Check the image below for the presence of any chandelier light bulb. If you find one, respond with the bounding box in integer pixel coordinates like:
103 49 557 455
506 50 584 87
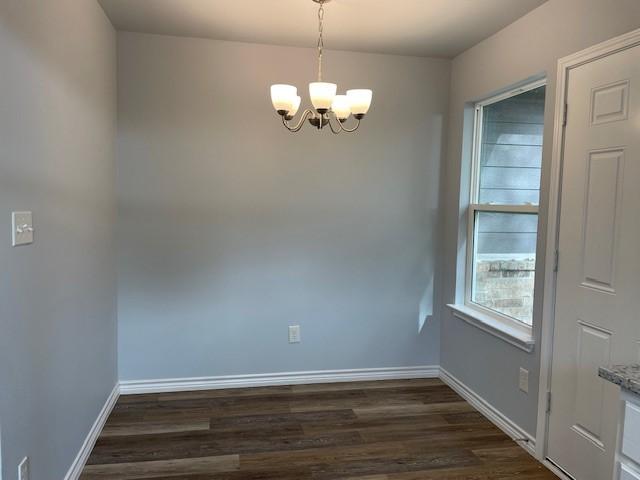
271 84 297 113
309 82 337 112
289 96 302 117
346 89 373 116
331 95 351 120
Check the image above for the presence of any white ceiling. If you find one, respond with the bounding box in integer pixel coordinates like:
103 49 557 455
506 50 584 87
98 0 547 58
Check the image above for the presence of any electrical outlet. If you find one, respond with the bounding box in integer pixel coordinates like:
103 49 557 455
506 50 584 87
18 456 29 480
519 368 529 393
288 325 301 343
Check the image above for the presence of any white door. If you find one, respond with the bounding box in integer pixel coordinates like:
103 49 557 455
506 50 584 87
548 43 640 480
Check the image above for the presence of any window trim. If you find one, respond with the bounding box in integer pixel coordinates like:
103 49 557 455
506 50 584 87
447 303 535 353
456 78 546 343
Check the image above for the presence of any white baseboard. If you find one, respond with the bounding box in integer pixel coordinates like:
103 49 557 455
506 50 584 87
63 383 120 480
439 367 537 457
543 459 575 480
119 365 440 395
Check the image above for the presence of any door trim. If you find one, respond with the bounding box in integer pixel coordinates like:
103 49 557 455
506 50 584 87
535 27 640 462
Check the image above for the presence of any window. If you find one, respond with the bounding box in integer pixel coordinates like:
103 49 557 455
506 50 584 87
466 80 546 330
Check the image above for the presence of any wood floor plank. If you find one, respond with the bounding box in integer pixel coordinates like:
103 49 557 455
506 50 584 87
80 454 239 479
441 410 488 425
101 419 211 437
353 400 475 418
135 469 313 480
291 378 443 393
82 379 558 479
360 421 504 444
382 464 554 479
300 413 451 435
88 430 364 465
209 409 358 433
309 449 482 479
115 393 161 404
238 440 416 472
157 385 294 402
340 476 388 480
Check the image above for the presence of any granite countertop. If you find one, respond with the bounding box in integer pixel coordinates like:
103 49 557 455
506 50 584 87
599 364 640 395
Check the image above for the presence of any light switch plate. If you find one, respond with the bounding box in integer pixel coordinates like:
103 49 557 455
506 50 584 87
289 325 301 343
12 211 33 246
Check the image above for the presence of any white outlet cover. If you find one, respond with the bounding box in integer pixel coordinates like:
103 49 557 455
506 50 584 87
18 456 29 480
288 325 301 343
519 367 529 393
12 211 34 246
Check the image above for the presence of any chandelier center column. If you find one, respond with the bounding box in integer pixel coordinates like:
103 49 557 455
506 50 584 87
317 0 324 82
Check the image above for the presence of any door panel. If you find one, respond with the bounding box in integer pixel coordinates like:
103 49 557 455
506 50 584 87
548 43 640 480
581 149 624 292
591 80 629 125
574 321 611 444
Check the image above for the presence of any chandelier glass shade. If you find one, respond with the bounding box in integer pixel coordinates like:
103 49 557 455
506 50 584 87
270 0 372 134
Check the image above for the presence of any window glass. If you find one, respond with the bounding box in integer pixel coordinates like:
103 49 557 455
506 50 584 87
478 86 545 205
472 211 538 325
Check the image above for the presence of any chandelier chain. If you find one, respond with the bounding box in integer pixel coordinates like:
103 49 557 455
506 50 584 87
317 1 324 81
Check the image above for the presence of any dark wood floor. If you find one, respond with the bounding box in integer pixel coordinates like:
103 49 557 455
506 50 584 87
81 378 557 479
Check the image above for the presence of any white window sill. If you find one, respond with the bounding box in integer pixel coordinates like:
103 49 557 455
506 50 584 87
446 304 535 353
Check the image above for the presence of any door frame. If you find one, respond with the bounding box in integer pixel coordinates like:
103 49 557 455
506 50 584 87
535 27 640 469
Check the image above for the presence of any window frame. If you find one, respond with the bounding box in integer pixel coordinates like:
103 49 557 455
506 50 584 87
463 79 546 335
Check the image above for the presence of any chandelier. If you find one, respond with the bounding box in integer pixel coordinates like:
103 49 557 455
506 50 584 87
270 0 373 134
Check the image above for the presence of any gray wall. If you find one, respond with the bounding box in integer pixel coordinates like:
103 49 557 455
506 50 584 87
0 1 117 479
117 33 449 381
440 0 640 436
